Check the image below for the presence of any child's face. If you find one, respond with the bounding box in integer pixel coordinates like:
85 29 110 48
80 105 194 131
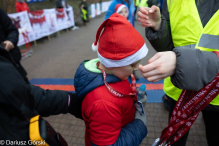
111 60 140 80
118 7 128 19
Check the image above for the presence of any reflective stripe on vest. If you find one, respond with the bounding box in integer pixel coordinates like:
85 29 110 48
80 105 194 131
81 9 87 21
139 0 148 7
198 34 219 50
164 0 219 105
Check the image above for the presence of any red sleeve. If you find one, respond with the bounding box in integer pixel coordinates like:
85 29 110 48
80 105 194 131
15 3 21 12
85 101 122 145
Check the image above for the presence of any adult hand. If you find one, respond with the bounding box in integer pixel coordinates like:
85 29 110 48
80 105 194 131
1 40 14 51
139 51 177 82
137 6 161 31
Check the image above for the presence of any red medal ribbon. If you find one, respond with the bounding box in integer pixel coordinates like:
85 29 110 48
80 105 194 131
157 72 219 146
96 61 137 101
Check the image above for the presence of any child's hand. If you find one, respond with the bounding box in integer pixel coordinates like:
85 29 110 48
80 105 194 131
135 107 147 126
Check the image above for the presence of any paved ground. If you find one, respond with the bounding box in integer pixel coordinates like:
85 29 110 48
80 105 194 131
21 14 208 146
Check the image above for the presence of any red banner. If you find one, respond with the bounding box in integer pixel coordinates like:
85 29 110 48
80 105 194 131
29 10 46 26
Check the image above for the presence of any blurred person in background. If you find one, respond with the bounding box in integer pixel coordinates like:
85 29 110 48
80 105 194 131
80 3 88 26
138 0 219 145
15 0 30 13
56 0 68 8
115 4 129 19
0 8 29 84
79 0 89 25
105 0 135 27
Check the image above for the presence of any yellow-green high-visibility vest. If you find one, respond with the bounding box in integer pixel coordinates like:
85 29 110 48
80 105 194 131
133 0 140 6
138 0 148 7
81 8 87 21
164 0 219 106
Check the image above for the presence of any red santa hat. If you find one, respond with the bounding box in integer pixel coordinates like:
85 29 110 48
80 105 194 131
92 13 148 68
115 4 128 14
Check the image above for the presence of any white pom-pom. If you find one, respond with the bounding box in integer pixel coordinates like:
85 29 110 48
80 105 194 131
92 43 98 51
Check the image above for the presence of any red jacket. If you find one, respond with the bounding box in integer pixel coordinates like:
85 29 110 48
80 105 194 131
15 1 30 13
82 79 135 146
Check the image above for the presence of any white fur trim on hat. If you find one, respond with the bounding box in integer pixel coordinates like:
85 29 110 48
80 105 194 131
92 43 98 51
116 5 128 13
97 43 148 68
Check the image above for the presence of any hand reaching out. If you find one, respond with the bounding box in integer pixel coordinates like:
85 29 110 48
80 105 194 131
137 5 162 31
139 51 177 82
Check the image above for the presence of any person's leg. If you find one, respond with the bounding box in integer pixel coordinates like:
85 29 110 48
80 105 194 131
81 17 86 26
86 12 89 22
166 95 189 146
202 110 219 146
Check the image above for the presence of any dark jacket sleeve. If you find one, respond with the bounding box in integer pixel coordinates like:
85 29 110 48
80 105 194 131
171 48 219 91
91 119 147 146
28 84 69 117
145 0 174 51
0 8 19 46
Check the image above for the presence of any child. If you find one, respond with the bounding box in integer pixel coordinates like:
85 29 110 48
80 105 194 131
74 13 148 146
115 4 140 79
79 0 89 25
115 4 129 19
104 0 136 26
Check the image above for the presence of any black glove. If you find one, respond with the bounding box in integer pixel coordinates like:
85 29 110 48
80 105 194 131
68 92 83 120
